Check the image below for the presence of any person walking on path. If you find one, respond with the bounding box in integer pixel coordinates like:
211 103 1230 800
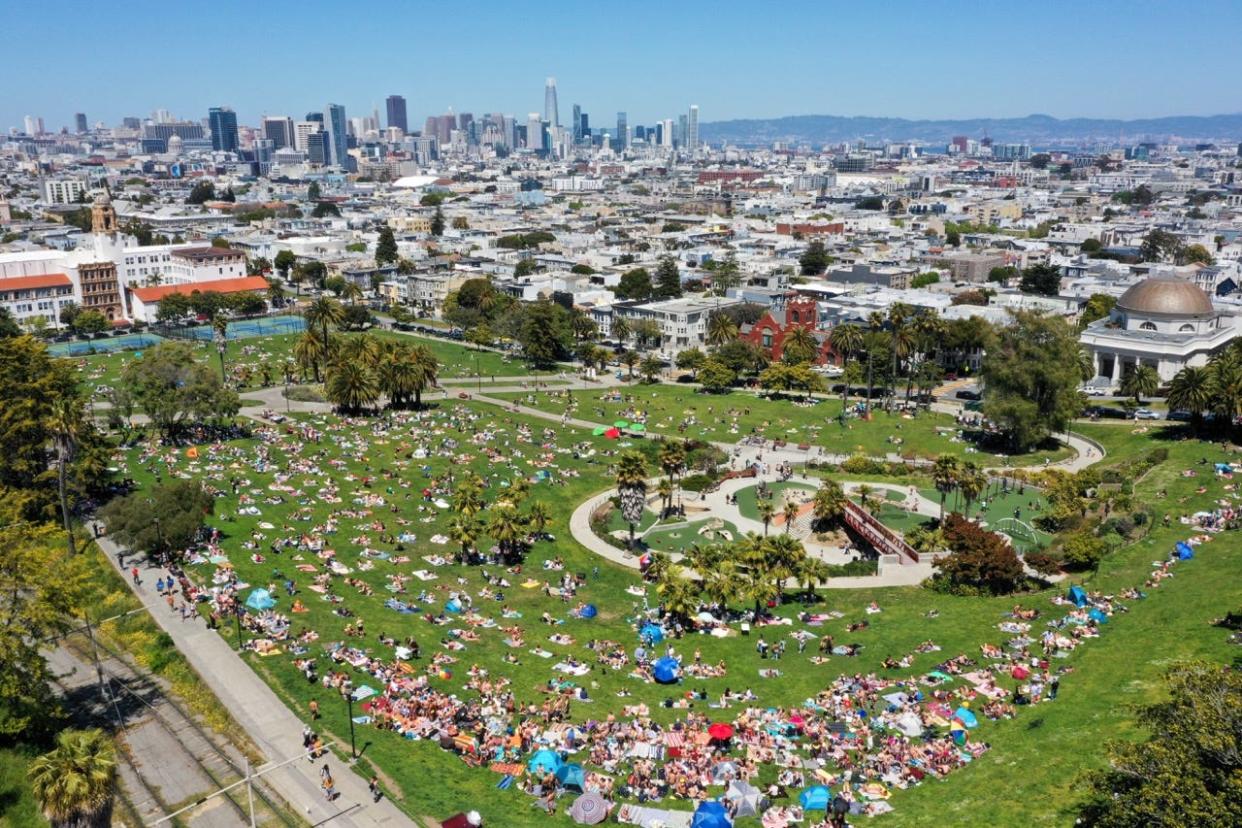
368 776 382 803
131 566 141 586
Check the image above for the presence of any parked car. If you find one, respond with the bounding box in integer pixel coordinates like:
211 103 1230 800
1134 408 1162 420
956 387 982 401
1080 386 1108 397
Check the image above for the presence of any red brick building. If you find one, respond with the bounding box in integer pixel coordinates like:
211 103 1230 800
740 295 839 365
775 222 844 236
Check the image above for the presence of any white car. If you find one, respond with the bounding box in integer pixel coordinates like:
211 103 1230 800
1080 386 1108 397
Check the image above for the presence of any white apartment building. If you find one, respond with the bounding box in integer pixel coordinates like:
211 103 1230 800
0 273 79 329
44 179 89 205
601 296 743 358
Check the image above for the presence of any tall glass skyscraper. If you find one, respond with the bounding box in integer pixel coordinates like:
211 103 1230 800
324 103 349 170
616 112 627 151
208 107 239 152
385 95 408 133
544 78 559 127
688 105 699 152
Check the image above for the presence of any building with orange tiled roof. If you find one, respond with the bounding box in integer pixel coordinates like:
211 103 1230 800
129 275 269 323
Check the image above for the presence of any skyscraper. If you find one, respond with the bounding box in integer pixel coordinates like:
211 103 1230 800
544 77 559 126
571 104 581 142
262 116 295 150
74 113 88 133
324 103 349 169
526 113 543 151
306 132 329 166
23 115 44 135
688 105 699 152
616 112 627 151
678 114 688 147
386 95 408 133
208 107 239 152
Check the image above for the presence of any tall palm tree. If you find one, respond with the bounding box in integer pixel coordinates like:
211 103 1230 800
656 566 700 624
757 497 776 536
614 450 649 549
864 312 886 414
409 344 438 408
829 323 863 417
1208 351 1242 423
447 514 481 563
48 398 84 557
304 296 344 343
325 359 379 414
1120 364 1160 406
886 307 914 411
762 533 807 597
451 476 486 517
701 560 739 608
1167 366 1215 430
811 479 847 530
656 478 673 518
782 498 800 534
797 557 832 600
486 504 527 563
29 728 117 828
621 350 641 381
706 312 738 347
932 455 960 522
781 325 818 365
908 314 945 408
525 501 551 538
342 281 364 305
957 460 986 519
611 316 631 347
293 330 328 382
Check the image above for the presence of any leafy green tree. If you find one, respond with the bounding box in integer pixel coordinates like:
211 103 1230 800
311 201 340 218
307 180 321 200
1078 662 1242 828
675 347 706 378
639 355 663 383
654 256 683 299
514 258 537 278
758 362 825 395
987 266 1017 283
616 268 653 300
375 226 398 266
121 342 240 440
911 271 940 288
981 310 1084 451
710 253 742 296
430 206 445 236
1079 293 1116 328
811 479 847 530
0 307 21 338
1141 228 1182 263
29 728 117 828
518 299 572 367
0 520 90 736
99 478 214 561
1080 237 1102 254
274 249 297 286
571 263 594 275
1061 532 1106 571
799 240 830 276
1019 263 1063 296
72 310 109 336
186 180 215 205
1183 243 1214 265
697 358 737 393
295 260 327 290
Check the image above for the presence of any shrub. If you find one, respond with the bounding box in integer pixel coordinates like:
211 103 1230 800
1024 551 1061 576
841 454 886 475
680 473 718 493
929 513 1026 595
1061 532 1106 571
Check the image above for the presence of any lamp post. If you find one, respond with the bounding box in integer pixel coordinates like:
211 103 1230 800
214 327 227 383
475 353 481 392
342 687 357 759
234 601 246 651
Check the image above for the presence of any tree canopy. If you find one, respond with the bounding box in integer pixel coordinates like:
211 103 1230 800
121 341 240 440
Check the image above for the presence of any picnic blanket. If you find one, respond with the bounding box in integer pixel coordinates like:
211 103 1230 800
617 804 693 828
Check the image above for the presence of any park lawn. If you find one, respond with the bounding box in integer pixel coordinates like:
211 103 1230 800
108 404 1242 827
492 384 1072 464
643 519 742 554
733 481 816 522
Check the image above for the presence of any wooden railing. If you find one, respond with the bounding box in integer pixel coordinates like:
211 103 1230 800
842 500 920 564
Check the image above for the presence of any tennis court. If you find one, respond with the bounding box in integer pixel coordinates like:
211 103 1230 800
49 333 165 356
176 315 307 341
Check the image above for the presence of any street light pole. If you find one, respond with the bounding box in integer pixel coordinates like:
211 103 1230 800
475 354 480 392
214 327 227 383
343 689 357 759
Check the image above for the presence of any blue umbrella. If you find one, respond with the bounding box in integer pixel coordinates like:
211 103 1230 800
527 748 562 776
580 604 598 619
653 656 680 684
444 598 463 614
953 707 979 729
799 785 831 811
639 622 664 644
556 762 585 790
1088 608 1109 623
245 588 276 610
691 800 732 828
1176 541 1194 560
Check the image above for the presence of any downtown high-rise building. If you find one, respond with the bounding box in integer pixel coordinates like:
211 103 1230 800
386 95 408 133
544 77 559 126
571 104 581 142
208 107 239 152
688 104 699 152
261 116 295 150
616 112 627 150
74 113 88 133
324 103 349 169
23 115 44 135
526 113 544 151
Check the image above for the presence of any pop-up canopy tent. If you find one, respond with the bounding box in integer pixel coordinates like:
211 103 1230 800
527 748 563 776
245 588 276 611
1067 585 1089 607
556 762 585 791
639 622 665 644
690 800 732 828
653 656 680 684
799 785 831 810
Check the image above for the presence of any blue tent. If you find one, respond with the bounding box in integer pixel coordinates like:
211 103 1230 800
556 762 585 790
653 656 680 684
639 622 665 644
1088 608 1109 624
580 604 598 619
245 588 276 611
1176 541 1195 560
1067 585 1088 607
445 598 463 614
953 707 979 729
527 748 562 776
799 785 831 811
691 800 732 828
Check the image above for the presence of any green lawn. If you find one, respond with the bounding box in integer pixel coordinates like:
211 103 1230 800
733 481 816 521
494 385 1071 464
643 518 742 553
106 403 1242 827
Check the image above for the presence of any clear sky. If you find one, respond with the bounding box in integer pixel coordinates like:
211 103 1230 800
5 0 1241 132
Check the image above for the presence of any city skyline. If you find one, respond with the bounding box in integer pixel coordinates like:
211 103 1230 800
5 0 1242 131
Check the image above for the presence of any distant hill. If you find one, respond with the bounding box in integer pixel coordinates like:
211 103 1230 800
698 113 1242 147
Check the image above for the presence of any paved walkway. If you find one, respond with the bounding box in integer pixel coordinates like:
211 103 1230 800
92 527 414 828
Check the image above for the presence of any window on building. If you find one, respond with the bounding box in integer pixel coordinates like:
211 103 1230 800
1139 321 1157 331
1179 324 1195 332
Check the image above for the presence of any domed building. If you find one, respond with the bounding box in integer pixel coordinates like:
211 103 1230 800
1081 275 1239 386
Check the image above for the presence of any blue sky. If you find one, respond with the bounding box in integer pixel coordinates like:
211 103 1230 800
5 0 1241 131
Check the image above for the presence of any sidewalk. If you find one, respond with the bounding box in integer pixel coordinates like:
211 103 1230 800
93 528 414 828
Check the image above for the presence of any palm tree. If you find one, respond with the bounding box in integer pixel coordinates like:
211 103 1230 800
304 296 344 343
293 330 329 382
656 478 673 518
325 359 379 414
656 566 700 624
706 312 738 347
736 534 779 619
486 504 527 563
908 314 944 408
886 306 914 412
1120 364 1160 405
621 350 641 381
48 398 84 557
1208 351 1242 423
829 323 863 416
526 501 551 538
447 514 481 563
701 560 739 608
658 441 686 487
782 498 800 534
1167 366 1215 430
29 728 117 828
757 497 776 536
615 450 649 549
863 312 886 414
451 476 486 517
931 455 960 522
762 533 807 597
611 316 631 347
957 460 986 519
811 479 847 530
342 281 364 305
781 325 818 365
797 557 832 600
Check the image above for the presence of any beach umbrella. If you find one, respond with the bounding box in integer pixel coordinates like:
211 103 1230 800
580 604 598 619
691 800 732 828
444 598 463 614
604 427 621 439
725 780 766 818
244 588 276 610
952 706 979 729
639 622 665 644
527 748 563 776
707 722 735 741
556 762 585 791
711 760 739 782
592 426 608 436
628 423 646 433
653 656 680 684
613 420 630 429
799 784 831 811
1088 608 1109 623
1011 665 1031 680
569 792 609 825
